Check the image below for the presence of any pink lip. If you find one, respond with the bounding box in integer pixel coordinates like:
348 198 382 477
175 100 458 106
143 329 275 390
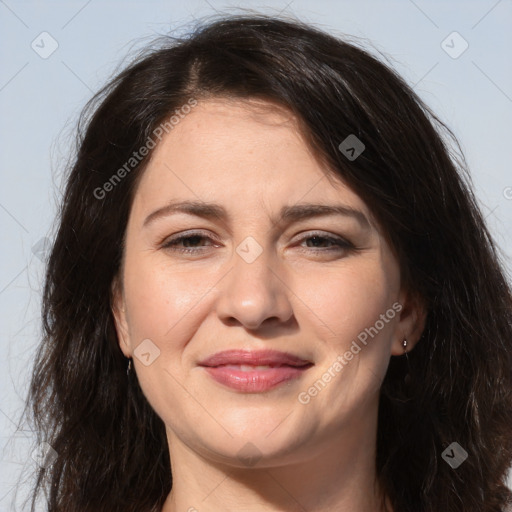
198 349 313 393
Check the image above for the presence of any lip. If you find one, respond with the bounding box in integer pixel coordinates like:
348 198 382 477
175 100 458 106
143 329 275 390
198 349 312 368
198 349 313 393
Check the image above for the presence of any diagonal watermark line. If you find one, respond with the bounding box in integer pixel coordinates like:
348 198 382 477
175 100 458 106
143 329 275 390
203 0 221 14
163 367 234 437
263 470 308 512
61 0 93 29
164 162 233 237
164 267 234 337
266 265 337 336
13 322 30 338
0 266 27 295
265 411 293 438
0 481 20 505
200 470 234 502
163 164 207 201
61 61 94 93
472 61 512 104
0 0 29 28
164 162 229 231
412 62 439 89
277 0 295 16
263 173 327 239
0 460 26 467
471 0 502 29
483 204 499 221
407 0 439 28
0 202 29 232
0 62 29 93
0 407 19 431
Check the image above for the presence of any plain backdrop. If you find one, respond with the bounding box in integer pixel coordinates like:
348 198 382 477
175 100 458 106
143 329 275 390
1 0 511 509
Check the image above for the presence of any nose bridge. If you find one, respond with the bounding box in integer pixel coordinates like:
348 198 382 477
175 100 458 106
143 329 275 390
215 235 292 329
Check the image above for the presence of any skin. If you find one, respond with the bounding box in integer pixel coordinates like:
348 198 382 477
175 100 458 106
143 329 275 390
112 98 426 512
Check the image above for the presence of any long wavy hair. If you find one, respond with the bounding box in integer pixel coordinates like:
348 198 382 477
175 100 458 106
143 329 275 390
21 13 512 512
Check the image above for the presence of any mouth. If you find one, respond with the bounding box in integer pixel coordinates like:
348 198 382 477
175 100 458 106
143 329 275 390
211 363 312 371
198 349 313 368
198 349 314 393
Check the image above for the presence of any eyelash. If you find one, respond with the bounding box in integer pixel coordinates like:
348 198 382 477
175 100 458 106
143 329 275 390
161 231 355 255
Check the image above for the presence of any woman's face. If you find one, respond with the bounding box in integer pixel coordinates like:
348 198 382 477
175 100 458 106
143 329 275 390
113 98 423 468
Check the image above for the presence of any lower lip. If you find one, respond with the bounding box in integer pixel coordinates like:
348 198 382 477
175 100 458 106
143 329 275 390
201 365 312 393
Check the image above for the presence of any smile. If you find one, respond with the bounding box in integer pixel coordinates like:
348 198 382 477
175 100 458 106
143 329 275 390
201 364 313 393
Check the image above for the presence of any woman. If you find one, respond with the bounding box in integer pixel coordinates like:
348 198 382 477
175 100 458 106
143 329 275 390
24 13 512 512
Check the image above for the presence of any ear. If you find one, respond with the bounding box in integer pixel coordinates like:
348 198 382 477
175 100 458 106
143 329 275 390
110 275 132 358
390 289 427 356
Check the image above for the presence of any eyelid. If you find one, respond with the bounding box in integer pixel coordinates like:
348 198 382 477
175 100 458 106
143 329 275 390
160 229 355 256
292 230 352 242
161 229 350 244
293 231 355 251
160 229 220 246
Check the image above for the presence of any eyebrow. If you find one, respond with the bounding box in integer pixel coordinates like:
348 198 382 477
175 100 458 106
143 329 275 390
142 200 371 230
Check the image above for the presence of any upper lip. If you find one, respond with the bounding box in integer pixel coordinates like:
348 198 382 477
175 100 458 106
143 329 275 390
198 349 312 368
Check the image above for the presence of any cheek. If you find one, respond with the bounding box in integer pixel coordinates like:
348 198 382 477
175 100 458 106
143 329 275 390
295 262 398 349
123 256 211 343
294 267 398 420
121 258 212 416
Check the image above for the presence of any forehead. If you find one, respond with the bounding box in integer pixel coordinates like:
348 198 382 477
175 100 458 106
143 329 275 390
130 98 375 226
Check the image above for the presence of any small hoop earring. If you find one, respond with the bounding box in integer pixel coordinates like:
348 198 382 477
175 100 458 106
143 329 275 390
126 358 132 376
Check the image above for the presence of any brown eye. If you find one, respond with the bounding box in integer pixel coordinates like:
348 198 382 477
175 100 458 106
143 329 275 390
162 231 219 254
298 233 354 252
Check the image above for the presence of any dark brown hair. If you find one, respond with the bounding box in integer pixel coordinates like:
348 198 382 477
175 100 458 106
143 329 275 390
21 13 512 512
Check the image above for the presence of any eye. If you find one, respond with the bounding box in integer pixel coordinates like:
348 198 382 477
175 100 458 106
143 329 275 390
161 231 355 257
297 232 354 253
161 231 219 254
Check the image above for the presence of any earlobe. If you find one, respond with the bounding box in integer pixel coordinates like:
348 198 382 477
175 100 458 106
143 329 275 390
391 291 427 356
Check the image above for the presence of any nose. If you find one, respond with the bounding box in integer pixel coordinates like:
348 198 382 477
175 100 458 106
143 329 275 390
215 241 294 331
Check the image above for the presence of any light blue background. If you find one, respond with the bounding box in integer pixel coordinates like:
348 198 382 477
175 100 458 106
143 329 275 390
1 0 511 509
